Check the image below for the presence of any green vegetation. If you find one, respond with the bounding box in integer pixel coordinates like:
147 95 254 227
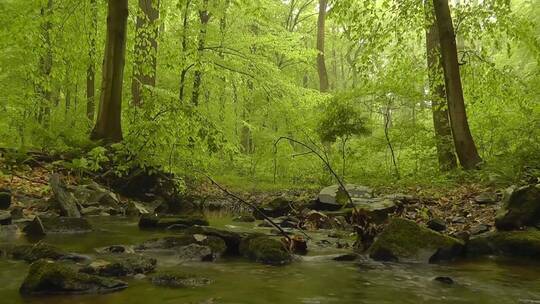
0 0 538 191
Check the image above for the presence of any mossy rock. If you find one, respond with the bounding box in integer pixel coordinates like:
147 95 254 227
368 218 464 263
135 234 226 257
466 230 540 258
138 214 209 230
254 197 292 219
10 243 67 263
150 271 212 288
80 253 157 277
184 225 243 255
23 216 93 238
239 235 292 265
20 260 128 295
495 184 540 230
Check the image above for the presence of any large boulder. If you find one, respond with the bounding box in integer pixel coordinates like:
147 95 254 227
49 174 81 218
316 184 374 211
23 216 92 237
184 225 243 255
19 260 127 295
70 181 120 210
138 214 208 230
466 230 540 258
253 197 293 219
80 254 157 277
368 218 464 263
239 235 292 265
495 184 540 230
9 243 67 263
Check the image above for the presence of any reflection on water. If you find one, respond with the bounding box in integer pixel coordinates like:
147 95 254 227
1 216 540 304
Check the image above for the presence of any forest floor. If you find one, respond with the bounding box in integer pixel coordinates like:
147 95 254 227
0 162 501 240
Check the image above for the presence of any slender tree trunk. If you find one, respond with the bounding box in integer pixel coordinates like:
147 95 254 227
432 0 482 170
178 0 191 103
191 0 210 106
37 0 53 125
131 0 160 106
86 0 97 122
90 0 129 143
425 2 457 171
316 0 329 92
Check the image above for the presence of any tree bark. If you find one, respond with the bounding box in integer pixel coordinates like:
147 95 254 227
425 2 457 171
90 0 129 143
131 0 160 107
316 0 329 92
37 0 53 126
178 0 192 103
86 0 97 122
191 0 210 106
432 0 482 170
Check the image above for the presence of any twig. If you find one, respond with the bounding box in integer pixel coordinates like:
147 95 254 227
200 172 292 243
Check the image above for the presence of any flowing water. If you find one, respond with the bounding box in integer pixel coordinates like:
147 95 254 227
1 216 540 304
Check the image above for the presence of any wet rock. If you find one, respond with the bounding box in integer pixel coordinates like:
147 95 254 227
0 190 11 210
184 225 243 255
315 184 374 211
9 243 67 262
495 184 540 230
71 181 120 209
135 235 227 258
427 218 446 232
474 192 498 204
20 260 127 295
368 218 464 263
466 230 540 258
451 216 467 224
138 214 208 230
23 216 92 237
81 207 103 216
253 197 292 219
95 245 135 254
0 211 12 225
276 216 299 228
125 201 150 217
434 276 454 284
150 271 212 288
50 174 81 218
239 235 292 265
332 253 360 261
470 224 490 236
176 244 216 262
232 214 256 223
10 206 24 219
80 254 157 277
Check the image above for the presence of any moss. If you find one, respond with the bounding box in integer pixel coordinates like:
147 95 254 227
10 243 67 262
467 230 540 258
239 235 291 265
369 218 463 262
20 260 127 295
150 271 212 288
80 254 157 277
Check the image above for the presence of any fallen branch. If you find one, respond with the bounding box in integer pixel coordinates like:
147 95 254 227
200 172 292 243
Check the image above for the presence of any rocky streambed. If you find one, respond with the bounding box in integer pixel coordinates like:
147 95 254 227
0 177 540 303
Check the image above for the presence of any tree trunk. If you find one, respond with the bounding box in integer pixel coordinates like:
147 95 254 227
425 2 457 171
131 0 160 106
191 0 210 106
86 0 97 122
316 0 329 92
90 0 128 143
178 0 192 103
432 0 482 170
37 0 53 126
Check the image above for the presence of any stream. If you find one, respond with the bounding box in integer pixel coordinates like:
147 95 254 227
1 215 540 304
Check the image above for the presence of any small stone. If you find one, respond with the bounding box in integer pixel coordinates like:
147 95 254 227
474 192 498 204
427 218 446 232
134 274 146 280
332 253 359 261
434 276 454 284
452 216 467 224
0 192 11 210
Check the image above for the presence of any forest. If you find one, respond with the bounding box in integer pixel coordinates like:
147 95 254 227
0 0 539 303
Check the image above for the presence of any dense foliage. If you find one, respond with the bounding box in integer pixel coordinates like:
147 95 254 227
0 0 538 189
